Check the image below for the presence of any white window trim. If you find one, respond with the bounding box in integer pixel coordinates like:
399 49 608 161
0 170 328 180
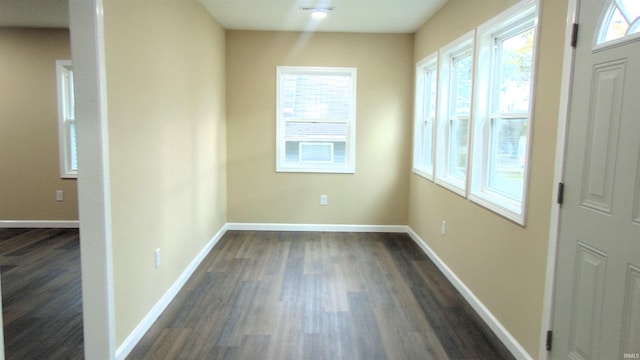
413 53 438 180
435 31 475 197
56 60 77 179
275 66 357 173
469 0 539 225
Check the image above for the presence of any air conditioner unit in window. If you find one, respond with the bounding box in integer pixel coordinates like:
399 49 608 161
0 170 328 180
299 142 334 163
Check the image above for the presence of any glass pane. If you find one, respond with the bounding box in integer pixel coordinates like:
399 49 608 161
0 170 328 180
64 69 75 120
422 119 433 168
70 120 78 171
285 141 299 162
421 68 436 170
603 7 630 42
300 143 333 162
630 19 640 35
451 54 472 117
497 27 534 113
448 118 468 180
423 69 437 120
429 73 437 119
333 142 346 163
284 122 347 139
281 73 353 120
619 0 640 20
488 118 527 200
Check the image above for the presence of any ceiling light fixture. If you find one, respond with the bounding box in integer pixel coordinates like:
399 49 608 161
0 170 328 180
311 9 328 20
300 6 335 20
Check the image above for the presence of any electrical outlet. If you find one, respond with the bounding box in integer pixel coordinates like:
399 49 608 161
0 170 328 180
55 190 64 202
441 220 446 235
320 194 328 206
154 248 161 269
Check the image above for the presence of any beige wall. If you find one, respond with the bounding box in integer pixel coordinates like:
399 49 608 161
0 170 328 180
226 31 413 225
102 0 227 345
410 0 567 357
0 28 78 221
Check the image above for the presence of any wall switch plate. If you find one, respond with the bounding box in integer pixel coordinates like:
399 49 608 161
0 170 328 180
56 190 64 202
441 221 446 235
154 248 161 269
320 194 328 206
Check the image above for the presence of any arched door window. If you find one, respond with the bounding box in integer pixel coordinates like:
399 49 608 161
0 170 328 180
598 0 640 44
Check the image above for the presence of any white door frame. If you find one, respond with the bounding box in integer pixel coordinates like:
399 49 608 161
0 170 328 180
539 0 579 358
68 0 117 358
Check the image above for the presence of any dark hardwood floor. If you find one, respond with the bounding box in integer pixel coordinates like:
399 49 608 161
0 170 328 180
0 228 84 360
0 229 513 359
129 231 513 360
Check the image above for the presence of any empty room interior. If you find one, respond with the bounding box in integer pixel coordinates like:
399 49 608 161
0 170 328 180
3 0 638 358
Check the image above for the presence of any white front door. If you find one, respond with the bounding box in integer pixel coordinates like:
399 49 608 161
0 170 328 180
551 0 640 359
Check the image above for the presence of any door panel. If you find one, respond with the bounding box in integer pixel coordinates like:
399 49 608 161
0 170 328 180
582 60 625 214
567 243 607 360
621 266 640 354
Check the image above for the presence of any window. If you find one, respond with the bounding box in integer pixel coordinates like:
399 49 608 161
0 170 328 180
435 32 474 196
413 53 438 180
276 67 357 173
598 0 640 44
470 0 537 224
56 60 77 178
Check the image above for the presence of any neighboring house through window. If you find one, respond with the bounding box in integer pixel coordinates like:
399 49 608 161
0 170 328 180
276 66 357 173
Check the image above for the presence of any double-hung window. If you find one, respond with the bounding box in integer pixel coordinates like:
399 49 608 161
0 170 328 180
413 1 538 224
470 0 538 224
413 53 438 180
276 66 357 173
435 32 474 195
56 60 77 178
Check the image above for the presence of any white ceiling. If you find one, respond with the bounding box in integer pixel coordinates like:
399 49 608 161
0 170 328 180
198 0 449 33
0 0 448 33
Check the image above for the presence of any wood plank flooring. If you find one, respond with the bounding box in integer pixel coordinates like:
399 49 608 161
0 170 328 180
0 229 513 359
129 231 513 360
0 228 84 360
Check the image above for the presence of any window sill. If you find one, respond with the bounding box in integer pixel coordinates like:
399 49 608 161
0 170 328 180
412 167 433 181
434 176 467 198
469 191 525 226
276 166 355 174
60 172 78 179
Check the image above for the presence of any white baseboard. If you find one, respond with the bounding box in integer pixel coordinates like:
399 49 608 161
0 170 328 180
406 227 533 360
0 220 80 228
115 224 228 360
226 222 408 233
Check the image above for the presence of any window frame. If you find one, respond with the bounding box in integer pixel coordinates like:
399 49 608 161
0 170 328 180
275 66 357 173
469 0 539 225
413 53 438 180
56 60 77 179
435 31 475 197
